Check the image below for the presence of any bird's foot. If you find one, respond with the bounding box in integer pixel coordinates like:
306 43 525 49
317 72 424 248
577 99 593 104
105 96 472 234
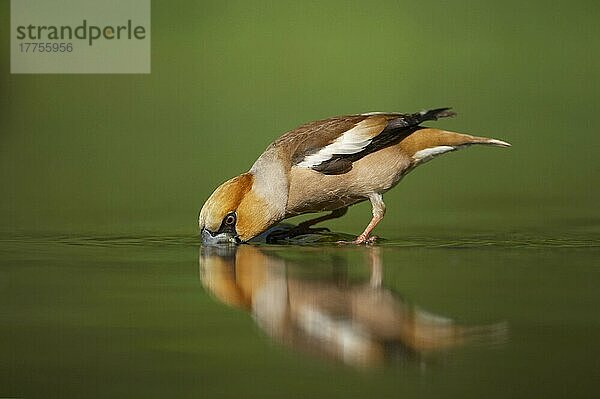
337 235 379 245
266 225 330 243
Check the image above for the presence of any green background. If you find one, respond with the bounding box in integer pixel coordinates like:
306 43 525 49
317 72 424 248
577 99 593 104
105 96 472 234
1 2 600 398
1 0 598 237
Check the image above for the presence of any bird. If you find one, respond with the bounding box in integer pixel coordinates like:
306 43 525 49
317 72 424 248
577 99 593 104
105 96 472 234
199 108 510 245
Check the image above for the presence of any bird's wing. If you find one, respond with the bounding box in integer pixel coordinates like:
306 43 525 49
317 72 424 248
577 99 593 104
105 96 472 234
287 108 455 175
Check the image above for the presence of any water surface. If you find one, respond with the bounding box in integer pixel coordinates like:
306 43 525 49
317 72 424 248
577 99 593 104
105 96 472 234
1 230 598 398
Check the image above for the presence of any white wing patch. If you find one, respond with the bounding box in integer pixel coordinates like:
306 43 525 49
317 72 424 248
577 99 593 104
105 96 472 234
413 145 455 163
296 123 376 168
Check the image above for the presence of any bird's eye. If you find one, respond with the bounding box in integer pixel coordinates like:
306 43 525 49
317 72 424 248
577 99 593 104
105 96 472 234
224 213 236 226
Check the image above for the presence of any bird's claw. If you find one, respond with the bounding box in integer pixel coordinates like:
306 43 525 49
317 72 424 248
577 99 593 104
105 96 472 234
337 235 379 245
364 235 379 244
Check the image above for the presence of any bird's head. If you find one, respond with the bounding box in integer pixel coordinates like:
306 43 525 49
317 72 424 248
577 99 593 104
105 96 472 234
199 173 271 245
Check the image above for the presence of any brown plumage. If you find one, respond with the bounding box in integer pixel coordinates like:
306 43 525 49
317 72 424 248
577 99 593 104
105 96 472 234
199 108 510 244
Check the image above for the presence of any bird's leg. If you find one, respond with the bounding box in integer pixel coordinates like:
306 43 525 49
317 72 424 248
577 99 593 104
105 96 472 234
351 193 385 245
266 207 348 243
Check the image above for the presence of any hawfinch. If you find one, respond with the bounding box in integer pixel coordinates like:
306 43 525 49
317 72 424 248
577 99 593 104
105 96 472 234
199 108 510 245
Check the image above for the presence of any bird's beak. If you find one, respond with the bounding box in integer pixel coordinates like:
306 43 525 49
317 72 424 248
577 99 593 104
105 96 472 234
201 228 240 246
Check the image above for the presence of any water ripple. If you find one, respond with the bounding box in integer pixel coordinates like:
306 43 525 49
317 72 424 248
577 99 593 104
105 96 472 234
0 231 597 249
0 233 199 248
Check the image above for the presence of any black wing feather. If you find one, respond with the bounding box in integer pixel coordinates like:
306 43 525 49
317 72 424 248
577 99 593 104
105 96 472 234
314 108 454 175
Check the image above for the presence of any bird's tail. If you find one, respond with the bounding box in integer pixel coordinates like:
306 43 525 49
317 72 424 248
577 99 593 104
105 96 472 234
414 107 457 124
402 128 511 164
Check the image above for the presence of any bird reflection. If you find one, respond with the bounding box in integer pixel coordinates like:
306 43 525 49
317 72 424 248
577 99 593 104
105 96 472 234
199 245 506 368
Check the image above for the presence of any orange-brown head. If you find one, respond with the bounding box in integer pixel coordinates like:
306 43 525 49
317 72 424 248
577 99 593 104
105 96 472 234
199 173 274 244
